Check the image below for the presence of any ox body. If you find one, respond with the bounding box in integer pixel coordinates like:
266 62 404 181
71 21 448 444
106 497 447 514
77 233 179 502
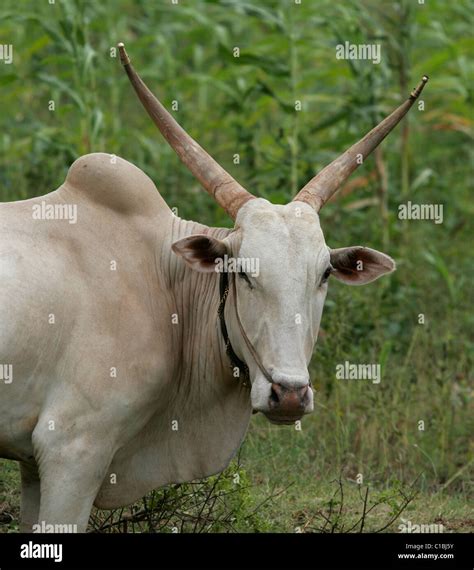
0 154 254 531
0 44 428 531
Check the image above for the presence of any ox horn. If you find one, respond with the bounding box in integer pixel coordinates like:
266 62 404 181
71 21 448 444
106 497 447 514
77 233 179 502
293 76 429 211
118 43 254 220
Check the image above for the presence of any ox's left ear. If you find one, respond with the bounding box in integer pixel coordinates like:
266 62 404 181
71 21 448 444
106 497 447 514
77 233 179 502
329 246 395 285
171 234 228 273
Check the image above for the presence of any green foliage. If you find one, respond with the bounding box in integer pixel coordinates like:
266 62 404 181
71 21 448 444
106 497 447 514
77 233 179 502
295 476 419 533
87 458 273 533
0 0 472 532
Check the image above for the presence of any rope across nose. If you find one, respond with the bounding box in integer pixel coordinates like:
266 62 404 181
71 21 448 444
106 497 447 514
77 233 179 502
218 271 274 388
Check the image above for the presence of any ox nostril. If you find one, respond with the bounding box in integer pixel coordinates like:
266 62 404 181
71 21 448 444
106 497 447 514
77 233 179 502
269 382 310 410
266 380 311 421
270 383 281 405
273 381 309 400
299 385 309 400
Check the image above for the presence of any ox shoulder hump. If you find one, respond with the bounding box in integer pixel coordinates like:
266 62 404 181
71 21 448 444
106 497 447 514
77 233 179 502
63 153 168 216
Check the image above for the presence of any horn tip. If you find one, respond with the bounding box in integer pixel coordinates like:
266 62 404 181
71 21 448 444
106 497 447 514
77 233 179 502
117 42 130 66
410 75 429 99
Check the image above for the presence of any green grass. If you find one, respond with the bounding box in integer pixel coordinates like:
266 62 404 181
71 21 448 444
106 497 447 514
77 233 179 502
0 0 472 533
2 445 473 533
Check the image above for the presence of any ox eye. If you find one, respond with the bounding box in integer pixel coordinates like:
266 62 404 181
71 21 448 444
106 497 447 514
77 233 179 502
320 266 332 286
238 271 253 289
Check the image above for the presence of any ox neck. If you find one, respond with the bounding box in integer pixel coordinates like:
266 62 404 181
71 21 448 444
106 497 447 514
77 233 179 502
163 216 243 392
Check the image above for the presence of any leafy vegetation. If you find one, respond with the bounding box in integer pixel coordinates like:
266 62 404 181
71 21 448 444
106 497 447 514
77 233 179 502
0 0 472 532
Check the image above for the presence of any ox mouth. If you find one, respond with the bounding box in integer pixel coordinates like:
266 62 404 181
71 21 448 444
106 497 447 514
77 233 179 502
262 412 304 425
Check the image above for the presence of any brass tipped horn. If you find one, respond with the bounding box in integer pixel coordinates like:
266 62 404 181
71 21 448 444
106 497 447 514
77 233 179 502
118 43 254 220
293 75 429 211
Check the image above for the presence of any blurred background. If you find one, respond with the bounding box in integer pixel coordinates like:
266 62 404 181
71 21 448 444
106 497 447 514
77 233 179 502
0 0 472 532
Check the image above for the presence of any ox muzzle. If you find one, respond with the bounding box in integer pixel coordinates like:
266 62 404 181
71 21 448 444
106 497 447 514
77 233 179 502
263 379 312 424
251 373 314 425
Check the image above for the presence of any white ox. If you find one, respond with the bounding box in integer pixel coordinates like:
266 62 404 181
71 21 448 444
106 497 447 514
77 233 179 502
0 44 428 532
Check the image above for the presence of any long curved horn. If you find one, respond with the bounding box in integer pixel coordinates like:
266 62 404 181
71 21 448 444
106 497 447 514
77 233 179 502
294 76 429 211
118 43 254 220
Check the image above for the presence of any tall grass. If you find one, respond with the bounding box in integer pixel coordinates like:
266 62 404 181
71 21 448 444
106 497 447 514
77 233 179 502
0 0 472 530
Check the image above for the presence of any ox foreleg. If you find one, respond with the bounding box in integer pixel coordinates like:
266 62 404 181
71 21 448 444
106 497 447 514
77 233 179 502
19 461 40 532
33 428 113 533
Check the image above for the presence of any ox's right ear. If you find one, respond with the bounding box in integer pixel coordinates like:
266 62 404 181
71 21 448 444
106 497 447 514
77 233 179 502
171 234 228 273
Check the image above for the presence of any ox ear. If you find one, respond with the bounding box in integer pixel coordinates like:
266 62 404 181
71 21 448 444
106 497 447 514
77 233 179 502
329 246 395 285
171 234 228 273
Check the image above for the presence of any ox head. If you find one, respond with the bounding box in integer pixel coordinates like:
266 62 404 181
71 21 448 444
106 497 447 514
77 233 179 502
118 44 427 424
